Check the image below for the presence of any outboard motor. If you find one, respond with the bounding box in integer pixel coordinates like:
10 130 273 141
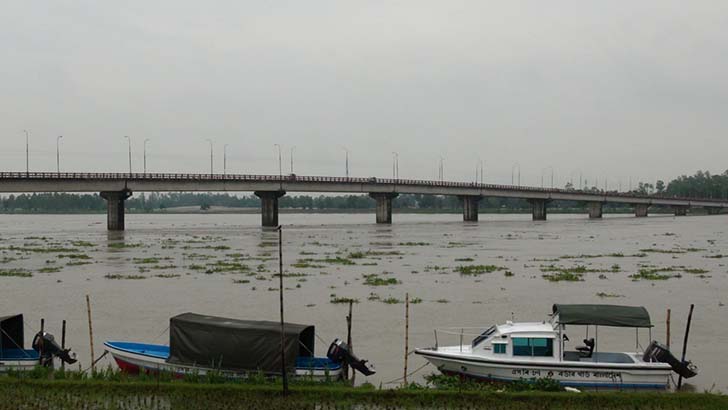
327 339 375 376
32 331 77 367
643 340 697 379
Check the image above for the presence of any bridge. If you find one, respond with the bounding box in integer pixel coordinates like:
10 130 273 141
1 172 726 230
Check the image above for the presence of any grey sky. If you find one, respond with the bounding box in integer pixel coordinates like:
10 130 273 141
2 1 727 189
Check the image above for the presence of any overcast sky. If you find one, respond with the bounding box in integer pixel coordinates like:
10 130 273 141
2 1 727 189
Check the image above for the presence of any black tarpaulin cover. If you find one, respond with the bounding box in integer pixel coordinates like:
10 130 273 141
553 304 652 328
167 313 315 373
0 314 24 351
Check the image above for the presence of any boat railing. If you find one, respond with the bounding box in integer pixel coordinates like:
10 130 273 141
431 327 489 351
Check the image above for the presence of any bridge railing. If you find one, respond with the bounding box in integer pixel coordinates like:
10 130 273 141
1 171 726 204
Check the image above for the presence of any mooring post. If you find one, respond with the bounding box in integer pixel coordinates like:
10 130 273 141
86 295 95 373
39 318 45 363
677 304 694 390
666 309 671 349
277 225 289 395
403 292 409 386
346 301 355 385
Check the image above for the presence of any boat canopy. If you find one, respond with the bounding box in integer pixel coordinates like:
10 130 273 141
167 313 315 373
552 304 652 328
0 314 25 352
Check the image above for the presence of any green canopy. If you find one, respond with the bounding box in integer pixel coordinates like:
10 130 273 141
552 304 652 328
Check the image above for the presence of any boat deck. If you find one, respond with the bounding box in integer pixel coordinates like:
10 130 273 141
563 351 636 364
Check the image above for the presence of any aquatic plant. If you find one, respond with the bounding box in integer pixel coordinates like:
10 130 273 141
363 274 399 286
0 269 32 277
455 265 507 275
104 274 147 280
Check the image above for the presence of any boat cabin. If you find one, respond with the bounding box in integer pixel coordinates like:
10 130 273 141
0 314 40 363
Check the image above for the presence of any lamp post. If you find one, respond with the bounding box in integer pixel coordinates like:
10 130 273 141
205 139 213 175
439 157 444 182
56 136 63 175
290 146 295 174
511 163 520 186
274 144 282 177
143 138 150 173
541 166 554 188
392 152 399 179
342 147 349 178
224 144 229 177
23 130 29 176
123 136 132 175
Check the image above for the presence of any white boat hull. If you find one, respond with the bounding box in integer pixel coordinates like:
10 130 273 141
0 359 40 373
416 348 671 389
105 343 342 381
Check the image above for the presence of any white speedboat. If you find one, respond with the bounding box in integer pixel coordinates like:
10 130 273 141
415 304 697 389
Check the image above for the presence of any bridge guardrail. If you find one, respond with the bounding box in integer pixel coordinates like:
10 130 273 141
0 171 726 204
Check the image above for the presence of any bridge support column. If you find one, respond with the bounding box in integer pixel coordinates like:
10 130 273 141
369 193 398 224
528 199 549 221
100 190 132 231
459 195 481 222
255 191 286 227
634 204 650 218
587 202 603 219
673 206 688 216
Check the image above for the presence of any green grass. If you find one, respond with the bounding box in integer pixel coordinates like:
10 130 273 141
454 265 507 275
1 374 728 410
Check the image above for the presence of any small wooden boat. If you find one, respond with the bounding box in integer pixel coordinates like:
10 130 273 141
105 313 374 380
0 314 76 372
416 304 697 389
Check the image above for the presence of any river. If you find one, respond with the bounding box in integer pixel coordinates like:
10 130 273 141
1 213 725 392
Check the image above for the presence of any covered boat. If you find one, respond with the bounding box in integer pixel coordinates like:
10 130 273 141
105 313 374 380
415 304 697 389
1 314 76 372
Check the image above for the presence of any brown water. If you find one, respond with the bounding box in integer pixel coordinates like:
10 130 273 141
1 213 726 392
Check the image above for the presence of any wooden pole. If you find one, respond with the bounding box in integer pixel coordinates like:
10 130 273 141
86 295 95 373
277 226 289 395
61 320 66 371
666 308 671 349
403 292 409 386
677 304 694 390
346 301 354 385
39 318 45 363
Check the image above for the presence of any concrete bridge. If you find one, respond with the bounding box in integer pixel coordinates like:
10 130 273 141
1 172 726 230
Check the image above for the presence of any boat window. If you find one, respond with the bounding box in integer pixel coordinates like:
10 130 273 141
471 326 496 347
493 343 507 354
512 338 553 357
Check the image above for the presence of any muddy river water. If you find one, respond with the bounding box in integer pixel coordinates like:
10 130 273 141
1 213 726 392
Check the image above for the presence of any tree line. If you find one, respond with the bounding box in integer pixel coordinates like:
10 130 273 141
1 170 726 212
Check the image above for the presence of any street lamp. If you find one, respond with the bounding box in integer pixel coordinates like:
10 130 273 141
439 157 444 182
392 152 399 179
511 163 520 186
205 139 213 175
23 130 29 176
224 144 229 176
56 136 63 175
123 136 132 175
541 166 554 188
274 144 282 177
342 147 349 178
290 146 295 174
143 138 150 173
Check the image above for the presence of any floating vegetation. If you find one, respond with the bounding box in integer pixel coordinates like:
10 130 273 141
204 261 250 274
58 253 92 260
435 298 450 303
542 272 583 282
363 274 399 286
104 274 146 280
398 242 430 246
367 292 381 301
639 247 705 254
365 250 403 257
454 257 474 262
71 241 95 247
0 269 32 277
504 271 514 277
362 262 378 266
292 261 325 269
0 257 17 264
596 292 624 298
705 254 725 259
66 261 92 266
108 243 143 249
410 297 423 304
2 246 78 253
297 257 355 266
133 257 161 264
630 266 708 281
455 265 507 275
347 251 365 259
329 296 359 304
540 265 612 274
381 296 402 304
38 267 61 273
155 274 181 279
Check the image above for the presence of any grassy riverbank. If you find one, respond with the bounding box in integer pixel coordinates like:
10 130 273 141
1 377 725 410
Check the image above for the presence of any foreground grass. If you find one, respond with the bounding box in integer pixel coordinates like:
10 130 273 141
0 378 726 410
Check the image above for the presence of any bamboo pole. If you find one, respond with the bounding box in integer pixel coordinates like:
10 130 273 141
666 308 671 349
61 320 66 371
86 295 95 373
677 304 694 390
403 293 409 386
346 301 355 385
277 226 289 395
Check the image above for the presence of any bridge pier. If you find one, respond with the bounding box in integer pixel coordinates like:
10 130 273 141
459 195 481 222
528 199 549 221
255 191 286 227
100 190 132 231
673 206 688 216
587 202 603 219
634 204 650 218
369 193 398 224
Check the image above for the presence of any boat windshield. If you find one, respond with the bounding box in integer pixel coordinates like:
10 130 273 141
472 326 496 347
